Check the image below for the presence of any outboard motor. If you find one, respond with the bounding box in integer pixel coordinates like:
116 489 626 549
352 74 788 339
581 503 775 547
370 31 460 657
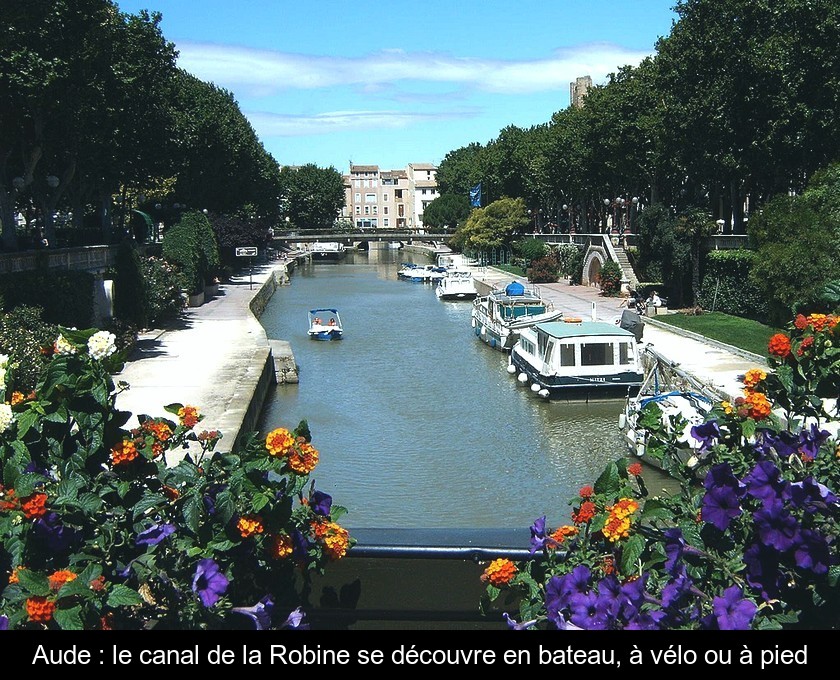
620 309 644 342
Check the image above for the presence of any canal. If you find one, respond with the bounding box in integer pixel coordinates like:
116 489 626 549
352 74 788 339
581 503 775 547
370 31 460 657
258 249 653 530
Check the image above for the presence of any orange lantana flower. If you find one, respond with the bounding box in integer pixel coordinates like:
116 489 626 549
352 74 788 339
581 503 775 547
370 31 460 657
26 596 56 623
48 570 77 591
265 428 295 457
482 558 518 587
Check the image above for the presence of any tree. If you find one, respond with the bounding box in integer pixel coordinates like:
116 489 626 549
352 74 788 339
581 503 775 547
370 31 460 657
421 194 470 231
436 143 486 198
452 197 529 254
209 211 272 266
278 164 344 231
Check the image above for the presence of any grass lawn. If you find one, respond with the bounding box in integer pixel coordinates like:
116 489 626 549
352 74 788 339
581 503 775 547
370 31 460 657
493 263 526 277
652 311 780 357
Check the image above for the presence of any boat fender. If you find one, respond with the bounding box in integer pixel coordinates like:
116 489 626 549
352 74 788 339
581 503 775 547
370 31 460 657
564 317 583 323
530 383 541 393
471 318 476 328
506 364 517 374
475 326 481 336
490 338 496 348
618 413 627 429
517 373 528 384
480 326 486 336
539 389 550 399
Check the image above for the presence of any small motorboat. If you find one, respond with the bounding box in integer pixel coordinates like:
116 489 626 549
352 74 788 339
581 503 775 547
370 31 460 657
308 308 343 340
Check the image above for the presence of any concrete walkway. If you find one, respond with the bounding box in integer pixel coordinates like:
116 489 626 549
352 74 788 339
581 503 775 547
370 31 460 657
470 266 764 401
114 263 283 459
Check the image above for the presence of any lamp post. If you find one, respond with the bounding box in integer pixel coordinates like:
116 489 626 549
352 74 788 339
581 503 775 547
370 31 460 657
603 198 611 233
528 208 542 233
629 196 639 233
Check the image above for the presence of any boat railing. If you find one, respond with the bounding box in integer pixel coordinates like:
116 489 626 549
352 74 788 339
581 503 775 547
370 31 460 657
639 345 726 402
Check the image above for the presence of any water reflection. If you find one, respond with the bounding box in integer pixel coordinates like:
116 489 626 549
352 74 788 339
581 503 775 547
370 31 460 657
258 249 668 529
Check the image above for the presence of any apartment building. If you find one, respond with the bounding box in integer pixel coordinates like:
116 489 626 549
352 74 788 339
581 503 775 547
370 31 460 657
344 163 439 232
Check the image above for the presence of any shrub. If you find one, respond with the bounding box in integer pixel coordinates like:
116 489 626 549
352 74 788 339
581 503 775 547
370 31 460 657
528 255 559 283
513 239 549 265
0 328 352 629
0 306 58 393
698 250 769 320
0 270 95 328
599 260 623 296
162 212 221 295
112 240 148 328
553 244 583 284
141 256 184 326
481 312 840 630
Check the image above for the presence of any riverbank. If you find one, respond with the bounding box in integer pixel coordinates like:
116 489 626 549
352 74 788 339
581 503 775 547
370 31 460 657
114 263 288 462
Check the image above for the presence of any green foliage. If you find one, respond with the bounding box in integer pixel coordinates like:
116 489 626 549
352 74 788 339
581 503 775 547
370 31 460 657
162 211 220 294
513 239 548 264
599 260 623 296
482 312 840 630
141 257 184 325
0 328 352 629
112 240 148 328
279 164 345 231
0 270 94 328
452 197 528 253
0 307 58 393
208 211 271 265
553 244 583 284
697 249 769 319
422 194 471 231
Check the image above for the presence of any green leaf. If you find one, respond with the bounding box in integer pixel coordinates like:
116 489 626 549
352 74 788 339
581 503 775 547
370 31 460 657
53 605 84 630
58 576 94 599
3 459 20 487
620 533 646 575
14 472 45 498
133 492 167 519
251 493 271 513
741 418 756 439
182 494 202 534
17 570 51 597
164 403 184 416
640 498 674 522
15 409 39 437
106 584 144 607
330 505 349 521
116 481 131 498
77 493 102 513
215 491 235 525
594 462 621 496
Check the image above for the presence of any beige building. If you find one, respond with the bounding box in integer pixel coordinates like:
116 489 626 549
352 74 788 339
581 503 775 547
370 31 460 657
343 163 439 232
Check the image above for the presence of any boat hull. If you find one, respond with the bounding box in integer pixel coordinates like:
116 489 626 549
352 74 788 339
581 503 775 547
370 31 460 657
510 346 643 398
311 251 347 262
309 330 343 341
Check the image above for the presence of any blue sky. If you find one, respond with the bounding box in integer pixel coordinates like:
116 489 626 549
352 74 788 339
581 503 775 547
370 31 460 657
115 1 678 173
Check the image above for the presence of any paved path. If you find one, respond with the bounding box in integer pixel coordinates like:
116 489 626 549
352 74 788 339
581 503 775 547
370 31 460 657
470 266 763 401
114 263 282 459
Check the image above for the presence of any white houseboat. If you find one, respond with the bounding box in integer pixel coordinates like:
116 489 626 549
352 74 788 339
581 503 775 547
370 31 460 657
435 269 477 300
310 242 347 261
509 319 644 398
471 281 562 351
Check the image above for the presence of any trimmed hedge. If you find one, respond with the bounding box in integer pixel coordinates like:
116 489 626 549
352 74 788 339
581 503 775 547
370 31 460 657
0 269 95 327
697 249 769 320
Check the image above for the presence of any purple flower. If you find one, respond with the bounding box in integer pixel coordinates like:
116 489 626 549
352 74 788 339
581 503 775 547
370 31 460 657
545 566 592 628
754 501 799 552
192 558 229 607
793 529 832 575
702 464 746 531
231 596 274 630
280 607 309 630
690 419 721 450
136 523 176 546
203 483 227 516
291 529 313 560
0 615 7 630
797 423 831 461
744 542 783 601
529 515 549 555
788 477 838 515
711 586 757 630
744 461 788 507
567 590 611 630
663 528 686 575
754 429 799 459
309 490 332 516
503 612 537 630
33 512 79 552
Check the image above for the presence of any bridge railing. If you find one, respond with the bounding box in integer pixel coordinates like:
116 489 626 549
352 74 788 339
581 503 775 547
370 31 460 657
0 244 121 275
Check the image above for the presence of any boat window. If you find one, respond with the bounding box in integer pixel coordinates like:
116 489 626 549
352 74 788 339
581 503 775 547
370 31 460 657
520 338 536 355
619 342 634 365
537 330 548 358
559 342 575 366
581 342 615 366
544 340 555 365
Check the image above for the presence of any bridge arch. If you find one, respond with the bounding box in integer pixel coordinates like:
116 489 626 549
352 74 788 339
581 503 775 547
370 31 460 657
581 247 607 287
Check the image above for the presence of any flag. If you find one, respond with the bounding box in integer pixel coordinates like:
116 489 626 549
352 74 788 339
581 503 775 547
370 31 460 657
469 183 482 207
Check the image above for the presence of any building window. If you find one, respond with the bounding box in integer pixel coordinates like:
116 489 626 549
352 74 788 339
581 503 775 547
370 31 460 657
364 206 370 215
372 205 377 214
354 206 360 215
383 207 389 215
383 218 389 227
383 193 389 201
365 193 376 203
355 193 361 202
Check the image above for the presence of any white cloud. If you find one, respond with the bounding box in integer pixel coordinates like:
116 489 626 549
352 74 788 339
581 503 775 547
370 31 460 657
177 42 650 96
247 109 478 137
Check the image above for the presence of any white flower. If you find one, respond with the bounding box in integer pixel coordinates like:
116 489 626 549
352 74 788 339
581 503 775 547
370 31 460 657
54 334 77 356
0 403 13 431
0 367 6 391
87 330 117 360
0 353 9 368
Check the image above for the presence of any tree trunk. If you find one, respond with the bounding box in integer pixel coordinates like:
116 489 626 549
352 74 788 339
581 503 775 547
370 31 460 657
0 189 18 250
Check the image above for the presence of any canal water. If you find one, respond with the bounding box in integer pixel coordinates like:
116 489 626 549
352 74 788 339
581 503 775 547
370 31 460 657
258 249 650 529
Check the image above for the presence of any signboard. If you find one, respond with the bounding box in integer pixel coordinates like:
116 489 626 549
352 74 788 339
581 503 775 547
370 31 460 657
235 247 258 257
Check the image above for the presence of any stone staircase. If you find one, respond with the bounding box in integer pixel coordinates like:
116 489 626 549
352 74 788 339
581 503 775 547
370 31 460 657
612 245 640 290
